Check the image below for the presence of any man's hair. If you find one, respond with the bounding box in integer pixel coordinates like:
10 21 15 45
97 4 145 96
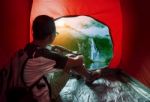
32 15 56 40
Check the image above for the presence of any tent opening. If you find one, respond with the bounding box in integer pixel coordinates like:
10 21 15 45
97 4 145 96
53 16 113 69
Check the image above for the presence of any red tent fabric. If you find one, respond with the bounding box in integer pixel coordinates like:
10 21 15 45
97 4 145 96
30 0 122 68
0 0 150 88
0 0 32 67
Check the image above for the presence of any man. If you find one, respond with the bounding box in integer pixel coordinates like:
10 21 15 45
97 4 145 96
24 15 100 102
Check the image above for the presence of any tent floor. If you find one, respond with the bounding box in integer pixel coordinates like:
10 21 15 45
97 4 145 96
59 68 150 102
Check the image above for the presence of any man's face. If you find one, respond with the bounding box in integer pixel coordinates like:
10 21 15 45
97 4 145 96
48 34 56 44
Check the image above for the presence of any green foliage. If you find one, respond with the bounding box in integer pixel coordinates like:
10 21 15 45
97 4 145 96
82 20 105 28
90 20 105 28
93 36 113 65
93 36 112 55
77 37 93 68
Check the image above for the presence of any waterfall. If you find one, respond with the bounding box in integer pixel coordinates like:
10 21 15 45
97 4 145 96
90 38 101 69
90 38 96 60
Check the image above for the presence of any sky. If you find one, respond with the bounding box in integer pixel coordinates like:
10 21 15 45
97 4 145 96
55 16 110 38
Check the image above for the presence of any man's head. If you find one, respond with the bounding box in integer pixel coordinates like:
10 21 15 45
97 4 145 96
32 15 56 44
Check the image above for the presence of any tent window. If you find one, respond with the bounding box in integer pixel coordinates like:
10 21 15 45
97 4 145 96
53 16 113 69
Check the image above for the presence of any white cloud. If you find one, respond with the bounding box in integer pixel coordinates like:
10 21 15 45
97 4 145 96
55 16 110 38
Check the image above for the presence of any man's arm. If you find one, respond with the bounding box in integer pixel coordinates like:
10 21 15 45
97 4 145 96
35 48 90 78
51 45 75 54
35 48 68 69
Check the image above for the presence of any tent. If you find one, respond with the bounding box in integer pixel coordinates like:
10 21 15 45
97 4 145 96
0 0 150 95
